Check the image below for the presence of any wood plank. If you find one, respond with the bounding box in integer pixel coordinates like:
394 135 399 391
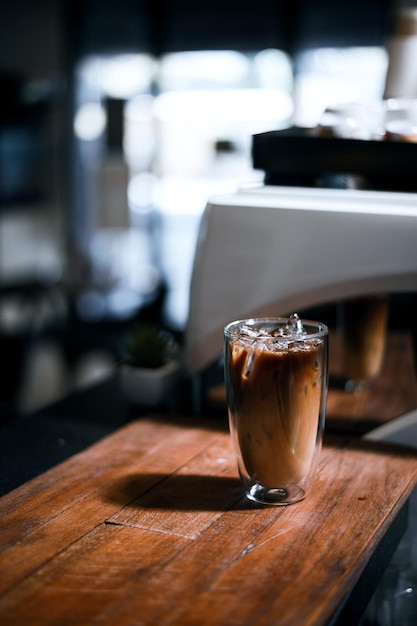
107 439 417 626
1 418 417 626
0 417 224 595
108 437 241 538
171 440 417 626
0 524 188 625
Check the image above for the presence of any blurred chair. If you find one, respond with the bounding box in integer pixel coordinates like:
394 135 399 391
184 185 417 411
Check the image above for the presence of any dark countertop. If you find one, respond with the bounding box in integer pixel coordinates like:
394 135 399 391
0 374 134 497
0 368 198 497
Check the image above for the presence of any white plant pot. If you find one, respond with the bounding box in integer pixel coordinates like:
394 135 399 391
120 360 182 407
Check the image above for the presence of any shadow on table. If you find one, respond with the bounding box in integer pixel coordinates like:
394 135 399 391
102 472 263 512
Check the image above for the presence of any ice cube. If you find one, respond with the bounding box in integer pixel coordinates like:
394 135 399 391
238 315 305 346
285 313 305 336
239 324 260 338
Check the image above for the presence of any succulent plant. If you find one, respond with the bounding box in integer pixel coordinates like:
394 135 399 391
123 323 178 369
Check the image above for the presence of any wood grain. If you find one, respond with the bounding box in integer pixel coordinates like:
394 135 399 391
1 416 417 625
0 417 223 595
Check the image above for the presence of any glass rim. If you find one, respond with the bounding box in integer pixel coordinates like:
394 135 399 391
224 316 329 341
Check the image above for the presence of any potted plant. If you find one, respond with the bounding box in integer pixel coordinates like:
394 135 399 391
119 323 182 407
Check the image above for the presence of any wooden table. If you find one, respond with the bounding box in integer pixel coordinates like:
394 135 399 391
1 414 417 625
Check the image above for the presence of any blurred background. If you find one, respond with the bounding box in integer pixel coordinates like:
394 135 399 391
0 0 414 415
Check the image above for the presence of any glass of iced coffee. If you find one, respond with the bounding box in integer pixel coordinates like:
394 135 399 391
224 315 328 506
340 295 389 393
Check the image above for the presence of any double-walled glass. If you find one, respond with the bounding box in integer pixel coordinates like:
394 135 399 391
224 317 328 506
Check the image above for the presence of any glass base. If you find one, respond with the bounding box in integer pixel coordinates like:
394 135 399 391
247 483 305 506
